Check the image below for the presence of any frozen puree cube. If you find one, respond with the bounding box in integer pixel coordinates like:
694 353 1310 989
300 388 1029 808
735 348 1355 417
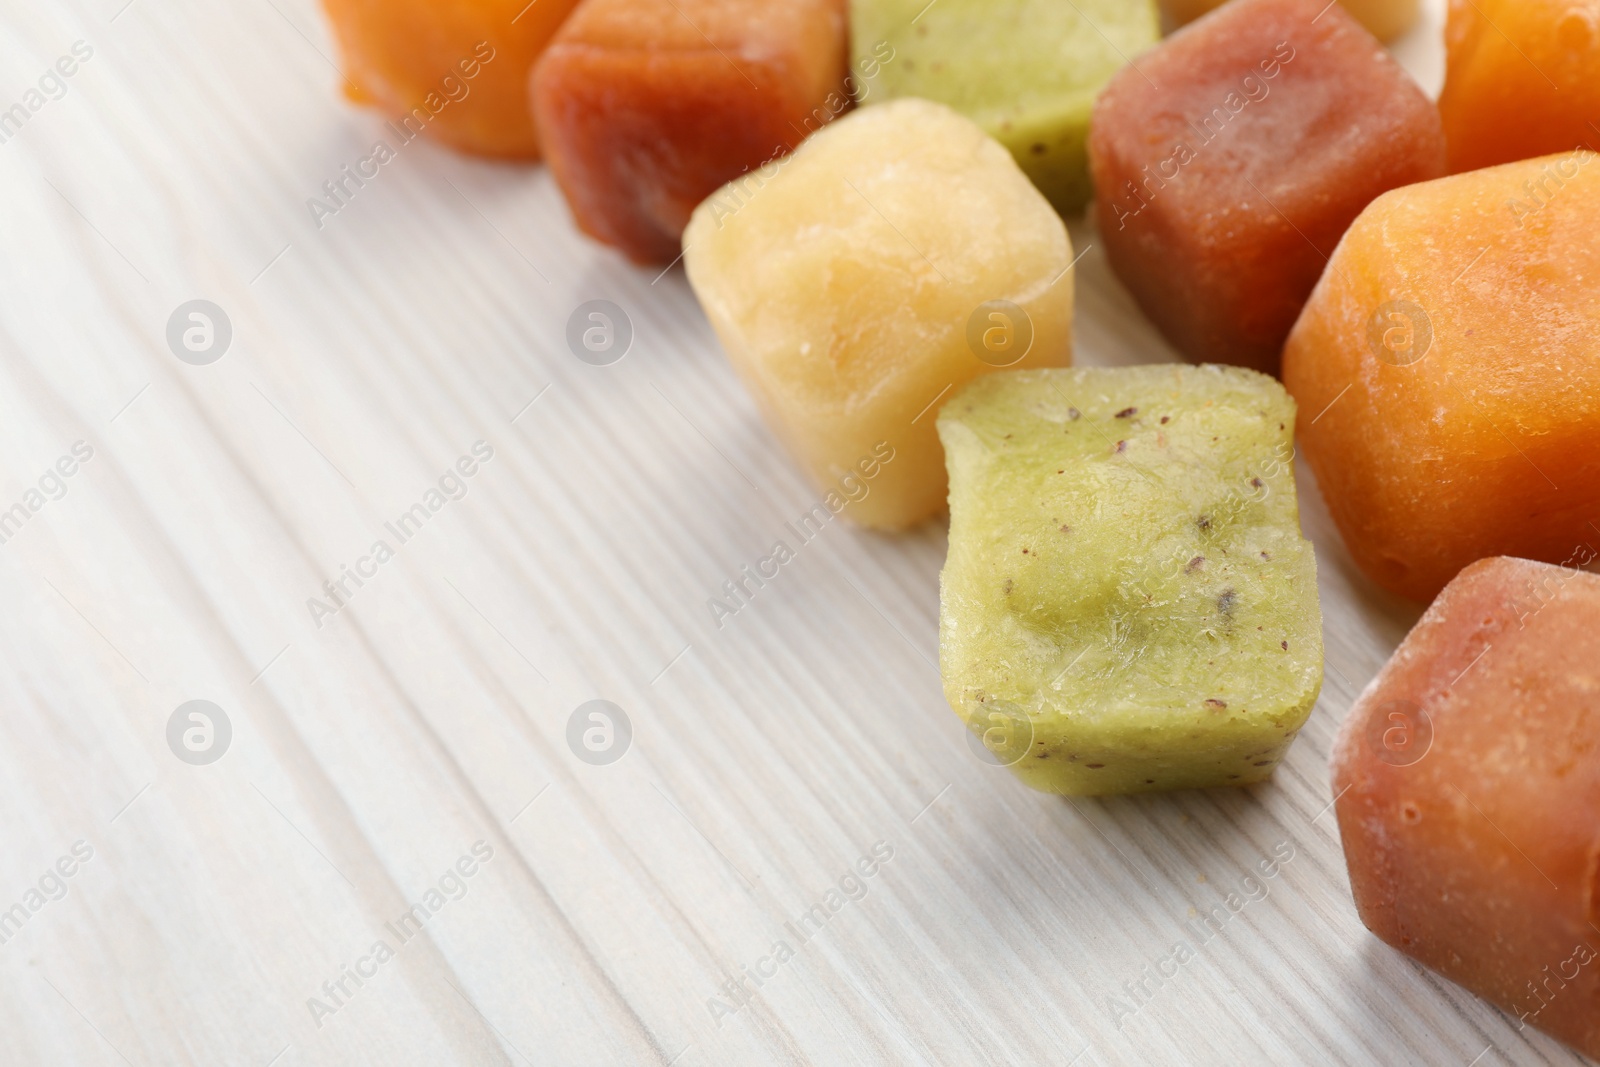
938 366 1322 796
321 0 580 157
684 99 1075 531
1160 0 1419 41
1282 152 1600 602
850 0 1158 214
531 0 848 264
1332 557 1600 1060
1439 0 1600 173
1089 0 1446 373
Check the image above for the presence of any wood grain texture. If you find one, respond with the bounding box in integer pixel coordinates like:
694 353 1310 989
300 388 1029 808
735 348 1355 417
0 0 1587 1063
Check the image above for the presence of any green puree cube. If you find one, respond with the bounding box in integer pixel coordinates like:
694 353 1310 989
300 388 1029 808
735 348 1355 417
938 366 1323 796
851 0 1157 214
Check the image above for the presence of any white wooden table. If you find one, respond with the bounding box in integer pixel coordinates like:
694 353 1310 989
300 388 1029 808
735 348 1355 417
0 0 1587 1063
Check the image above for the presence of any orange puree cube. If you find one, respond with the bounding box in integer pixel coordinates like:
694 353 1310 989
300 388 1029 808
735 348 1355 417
1161 0 1420 41
531 0 849 264
1089 0 1446 373
321 0 580 157
1332 556 1600 1060
1282 152 1600 602
1439 0 1600 173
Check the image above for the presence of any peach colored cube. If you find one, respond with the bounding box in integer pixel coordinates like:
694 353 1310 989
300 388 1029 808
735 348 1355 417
1333 556 1600 1060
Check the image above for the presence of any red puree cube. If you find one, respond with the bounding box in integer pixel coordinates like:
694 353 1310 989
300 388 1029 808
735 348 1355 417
1332 556 1600 1059
531 0 849 264
1088 0 1446 372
